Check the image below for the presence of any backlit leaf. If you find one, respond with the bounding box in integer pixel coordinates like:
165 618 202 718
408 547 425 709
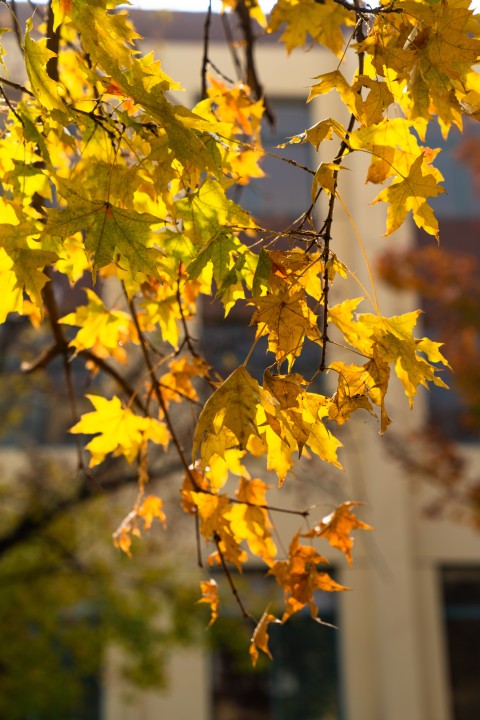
193 367 262 467
24 19 66 114
372 154 445 238
249 609 281 666
303 501 372 566
70 395 169 467
198 579 220 628
269 532 348 621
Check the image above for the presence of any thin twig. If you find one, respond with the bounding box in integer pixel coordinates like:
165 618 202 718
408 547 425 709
176 271 200 358
0 83 23 125
318 16 366 372
0 75 33 96
128 295 200 488
213 532 251 620
41 277 90 474
333 0 401 14
6 0 23 52
195 511 203 568
0 459 181 559
201 0 212 100
221 12 243 81
206 58 235 86
80 350 148 413
235 0 274 125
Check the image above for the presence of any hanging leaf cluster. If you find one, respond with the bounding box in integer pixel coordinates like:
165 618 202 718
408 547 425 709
0 0 471 661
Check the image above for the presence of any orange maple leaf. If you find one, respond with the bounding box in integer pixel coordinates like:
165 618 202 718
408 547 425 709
303 501 372 566
249 609 281 666
269 532 347 621
198 579 220 627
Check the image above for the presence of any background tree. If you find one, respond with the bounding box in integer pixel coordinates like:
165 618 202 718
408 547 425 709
378 127 480 527
0 0 478 678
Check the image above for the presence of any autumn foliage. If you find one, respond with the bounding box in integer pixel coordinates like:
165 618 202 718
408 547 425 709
1 0 477 661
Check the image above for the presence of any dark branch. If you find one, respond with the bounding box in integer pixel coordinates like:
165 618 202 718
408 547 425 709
201 0 212 100
235 0 275 126
0 458 181 559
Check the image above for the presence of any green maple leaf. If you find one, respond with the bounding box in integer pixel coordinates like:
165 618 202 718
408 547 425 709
193 366 262 464
72 4 228 172
187 231 239 287
43 182 165 278
178 178 254 245
0 222 57 309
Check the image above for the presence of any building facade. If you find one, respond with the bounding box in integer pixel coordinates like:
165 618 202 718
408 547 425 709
99 11 480 720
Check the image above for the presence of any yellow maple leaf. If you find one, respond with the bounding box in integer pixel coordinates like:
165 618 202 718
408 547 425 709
138 495 167 530
54 234 90 285
328 300 450 408
0 248 23 323
308 70 357 116
267 249 323 299
138 277 188 349
312 162 346 198
352 75 394 126
304 118 346 150
24 18 67 114
328 361 376 425
261 421 297 484
227 478 277 565
401 0 480 135
193 366 262 468
158 356 209 407
261 370 343 482
192 492 248 571
70 395 169 467
60 289 135 362
328 297 373 350
373 153 445 238
348 118 443 187
251 286 321 370
301 392 343 469
268 0 354 57
329 355 391 432
206 77 264 137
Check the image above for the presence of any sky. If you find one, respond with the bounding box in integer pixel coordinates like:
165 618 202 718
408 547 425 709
17 0 276 7
128 0 275 10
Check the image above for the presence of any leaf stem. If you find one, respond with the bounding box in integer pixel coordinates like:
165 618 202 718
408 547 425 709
213 533 251 620
128 295 200 488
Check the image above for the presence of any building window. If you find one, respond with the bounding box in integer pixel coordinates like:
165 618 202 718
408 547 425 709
210 570 342 720
201 98 321 384
239 98 313 229
442 566 480 720
414 121 480 440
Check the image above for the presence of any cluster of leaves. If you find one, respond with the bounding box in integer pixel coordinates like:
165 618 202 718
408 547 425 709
0 0 476 661
377 124 480 524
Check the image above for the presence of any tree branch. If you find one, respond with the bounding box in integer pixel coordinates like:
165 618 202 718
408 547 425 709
201 0 212 100
0 459 181 559
234 0 274 125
